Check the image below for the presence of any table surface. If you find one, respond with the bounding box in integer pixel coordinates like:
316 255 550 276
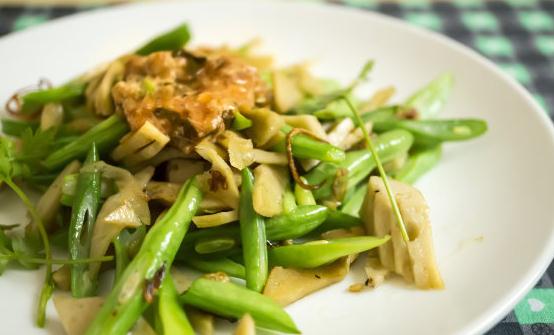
0 1 553 334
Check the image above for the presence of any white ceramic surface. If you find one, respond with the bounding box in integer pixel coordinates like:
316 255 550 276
0 1 553 334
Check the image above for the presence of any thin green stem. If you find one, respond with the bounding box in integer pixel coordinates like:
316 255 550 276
5 179 53 326
0 253 113 265
342 96 409 242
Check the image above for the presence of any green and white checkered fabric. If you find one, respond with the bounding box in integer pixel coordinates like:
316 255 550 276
0 1 553 334
339 0 554 120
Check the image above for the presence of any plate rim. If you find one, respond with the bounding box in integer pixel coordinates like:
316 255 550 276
1 1 553 334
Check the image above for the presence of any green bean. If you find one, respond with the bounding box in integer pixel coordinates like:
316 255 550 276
85 178 202 335
20 83 85 115
68 144 101 297
404 73 453 118
313 211 362 234
282 188 297 214
113 232 130 285
232 111 253 131
360 105 399 123
194 237 236 255
182 255 245 279
181 205 329 249
269 236 390 268
155 273 194 335
313 98 352 120
305 129 414 199
44 114 129 170
266 205 329 241
1 119 38 137
200 246 243 260
272 124 345 163
112 227 146 285
61 173 115 206
373 118 487 146
125 226 147 259
53 135 80 149
341 183 367 217
393 145 442 184
136 23 191 56
180 278 300 334
179 225 241 253
23 173 58 188
239 168 268 292
294 179 316 205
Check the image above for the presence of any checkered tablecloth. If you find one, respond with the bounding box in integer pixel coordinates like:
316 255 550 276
0 1 553 334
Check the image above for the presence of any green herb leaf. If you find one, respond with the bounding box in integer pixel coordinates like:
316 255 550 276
18 127 57 172
11 236 41 269
0 136 21 181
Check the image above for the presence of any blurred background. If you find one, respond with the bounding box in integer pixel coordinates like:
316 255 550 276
0 1 553 334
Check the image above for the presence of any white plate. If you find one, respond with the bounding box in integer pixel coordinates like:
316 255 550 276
0 1 553 334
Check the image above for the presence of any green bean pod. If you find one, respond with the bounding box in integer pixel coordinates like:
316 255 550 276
194 237 236 255
404 73 453 118
266 205 329 241
180 205 329 249
359 105 399 123
312 211 363 234
294 180 316 206
180 278 300 334
239 168 268 292
176 225 241 261
182 255 245 279
44 114 129 170
393 145 442 184
112 232 130 285
68 144 101 297
269 236 390 268
232 111 253 131
112 227 146 285
20 83 85 115
313 98 352 120
136 23 191 55
155 273 194 335
180 225 241 249
272 124 345 163
341 184 368 217
85 178 202 335
1 119 38 137
304 129 414 199
282 188 297 214
373 118 487 146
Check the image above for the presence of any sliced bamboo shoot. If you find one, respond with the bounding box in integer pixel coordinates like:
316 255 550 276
234 314 256 335
273 70 303 113
196 140 240 209
112 121 170 165
263 256 353 306
361 176 444 289
252 149 288 165
252 164 288 217
53 294 104 335
167 159 207 183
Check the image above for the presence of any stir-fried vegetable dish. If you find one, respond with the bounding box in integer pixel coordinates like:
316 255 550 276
0 23 487 334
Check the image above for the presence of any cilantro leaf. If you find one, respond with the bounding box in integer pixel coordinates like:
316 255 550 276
11 236 41 269
17 127 57 173
0 136 22 181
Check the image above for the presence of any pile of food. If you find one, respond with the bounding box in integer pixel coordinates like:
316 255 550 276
0 23 487 334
